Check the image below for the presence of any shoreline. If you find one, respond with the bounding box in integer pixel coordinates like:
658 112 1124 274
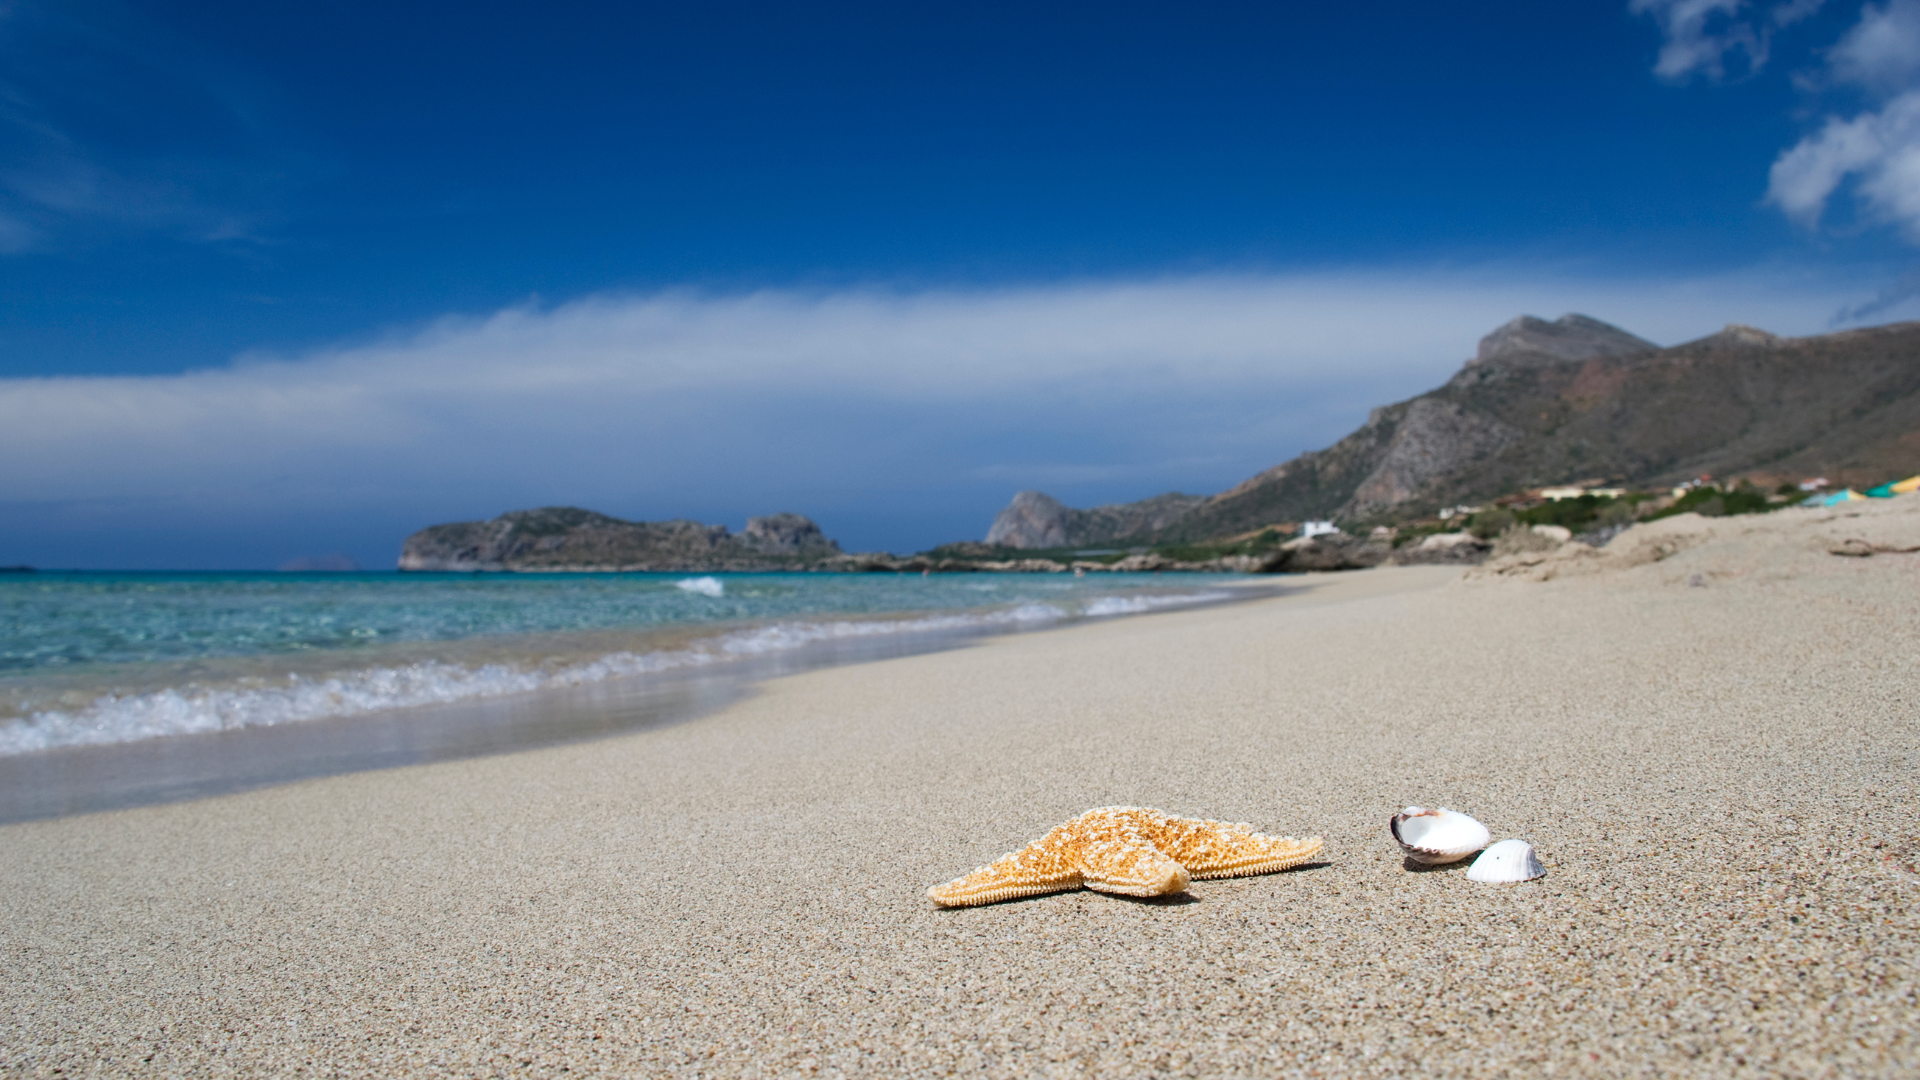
2 506 1915 1076
0 570 1263 757
0 573 1313 824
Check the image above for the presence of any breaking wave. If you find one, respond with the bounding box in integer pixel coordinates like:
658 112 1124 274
675 576 725 597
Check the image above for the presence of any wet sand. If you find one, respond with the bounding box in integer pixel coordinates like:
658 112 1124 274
2 501 1917 1077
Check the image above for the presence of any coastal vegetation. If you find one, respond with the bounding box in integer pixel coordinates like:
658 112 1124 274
1642 482 1783 521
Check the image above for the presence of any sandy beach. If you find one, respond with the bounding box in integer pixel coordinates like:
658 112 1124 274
3 501 1917 1078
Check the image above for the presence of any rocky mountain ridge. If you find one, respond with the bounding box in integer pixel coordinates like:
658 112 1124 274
399 507 844 572
986 313 1920 547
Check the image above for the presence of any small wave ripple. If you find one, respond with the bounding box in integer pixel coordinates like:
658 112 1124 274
1081 591 1230 617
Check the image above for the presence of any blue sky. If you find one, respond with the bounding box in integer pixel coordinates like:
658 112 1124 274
5 0 1920 566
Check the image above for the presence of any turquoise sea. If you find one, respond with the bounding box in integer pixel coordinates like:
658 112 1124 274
0 570 1248 757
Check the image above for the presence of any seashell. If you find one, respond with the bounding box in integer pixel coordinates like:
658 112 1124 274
1389 806 1491 864
1466 839 1545 883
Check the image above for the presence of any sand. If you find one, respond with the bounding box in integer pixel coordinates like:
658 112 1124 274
3 501 1918 1077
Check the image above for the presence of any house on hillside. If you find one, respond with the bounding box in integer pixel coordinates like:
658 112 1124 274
1541 484 1627 501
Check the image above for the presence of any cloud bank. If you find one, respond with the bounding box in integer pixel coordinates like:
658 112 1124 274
0 269 1873 566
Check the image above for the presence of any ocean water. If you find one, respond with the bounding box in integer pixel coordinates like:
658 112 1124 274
0 570 1248 756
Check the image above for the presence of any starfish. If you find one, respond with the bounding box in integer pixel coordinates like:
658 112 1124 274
927 806 1323 907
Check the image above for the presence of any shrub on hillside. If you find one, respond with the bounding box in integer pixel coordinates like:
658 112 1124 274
1467 508 1515 539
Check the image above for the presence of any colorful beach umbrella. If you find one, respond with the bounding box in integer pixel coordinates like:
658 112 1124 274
1893 475 1920 494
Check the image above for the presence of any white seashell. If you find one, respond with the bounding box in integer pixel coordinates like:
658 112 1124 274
1466 839 1545 883
1389 806 1491 864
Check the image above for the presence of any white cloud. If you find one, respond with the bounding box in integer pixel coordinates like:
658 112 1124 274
1632 0 1821 80
1767 88 1920 228
0 270 1876 557
1634 0 1766 80
1760 1 1920 237
1828 0 1920 89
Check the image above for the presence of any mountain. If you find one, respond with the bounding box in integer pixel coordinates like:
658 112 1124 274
985 491 1209 549
1469 313 1655 367
399 507 843 571
984 314 1920 547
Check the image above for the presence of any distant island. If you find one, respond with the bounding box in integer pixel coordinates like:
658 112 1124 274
398 507 847 572
400 313 1920 574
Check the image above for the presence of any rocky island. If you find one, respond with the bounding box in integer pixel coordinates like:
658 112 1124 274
398 507 846 572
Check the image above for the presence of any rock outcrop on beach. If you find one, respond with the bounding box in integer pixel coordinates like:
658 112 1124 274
1250 533 1392 573
1388 530 1493 565
398 507 844 572
989 314 1920 543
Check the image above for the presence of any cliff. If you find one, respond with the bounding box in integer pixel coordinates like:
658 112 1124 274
986 313 1920 546
398 507 844 572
